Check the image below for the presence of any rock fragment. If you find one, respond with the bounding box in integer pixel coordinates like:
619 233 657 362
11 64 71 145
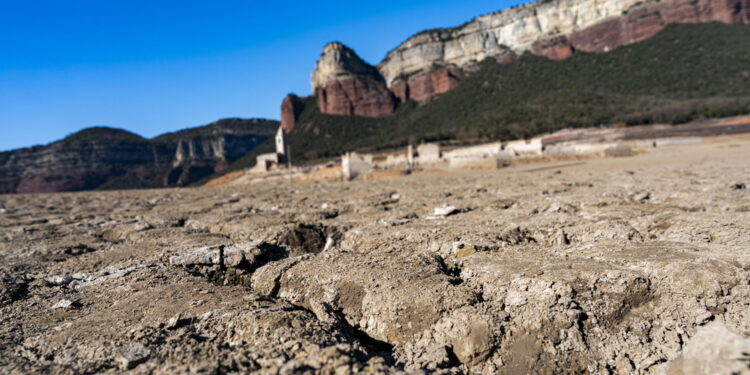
666 322 750 374
166 313 181 329
380 213 417 226
47 275 73 286
51 299 79 309
631 191 651 203
223 242 258 268
116 343 151 370
433 205 458 217
169 246 222 266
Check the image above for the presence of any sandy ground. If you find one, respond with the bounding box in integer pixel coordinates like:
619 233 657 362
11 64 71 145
1 138 749 374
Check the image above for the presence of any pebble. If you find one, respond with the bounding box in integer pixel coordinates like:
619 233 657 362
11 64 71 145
47 275 73 286
51 299 77 309
633 192 651 202
433 206 458 217
166 313 181 329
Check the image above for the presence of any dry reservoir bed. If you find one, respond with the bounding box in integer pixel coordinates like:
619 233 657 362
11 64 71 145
1 138 750 374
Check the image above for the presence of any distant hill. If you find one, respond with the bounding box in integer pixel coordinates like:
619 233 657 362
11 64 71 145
267 23 750 163
0 118 278 194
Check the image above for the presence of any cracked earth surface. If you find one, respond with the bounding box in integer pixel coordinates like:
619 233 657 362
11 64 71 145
1 138 750 374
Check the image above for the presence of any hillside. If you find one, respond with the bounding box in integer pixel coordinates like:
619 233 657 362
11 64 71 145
0 118 278 194
268 23 750 163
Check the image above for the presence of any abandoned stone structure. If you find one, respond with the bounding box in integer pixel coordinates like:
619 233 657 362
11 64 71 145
341 152 374 180
253 127 290 172
504 138 544 156
416 143 441 164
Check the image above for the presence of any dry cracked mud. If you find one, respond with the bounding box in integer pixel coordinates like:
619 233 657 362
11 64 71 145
1 138 750 374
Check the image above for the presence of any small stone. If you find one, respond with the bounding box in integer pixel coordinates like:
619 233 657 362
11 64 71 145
51 299 78 309
53 322 73 331
433 206 458 217
224 241 263 267
133 222 153 231
116 343 151 370
71 273 90 281
166 313 181 329
632 192 651 203
322 237 335 252
47 275 73 286
308 299 338 324
452 242 476 258
169 246 222 266
694 309 714 325
548 202 561 212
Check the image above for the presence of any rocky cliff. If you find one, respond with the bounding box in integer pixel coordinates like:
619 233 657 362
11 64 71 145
277 22 750 162
379 0 749 85
0 118 278 194
293 0 750 122
311 42 396 119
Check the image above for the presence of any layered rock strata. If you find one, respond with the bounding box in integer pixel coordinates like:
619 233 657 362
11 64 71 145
378 0 750 85
298 0 750 119
280 94 305 133
311 42 396 117
0 118 278 194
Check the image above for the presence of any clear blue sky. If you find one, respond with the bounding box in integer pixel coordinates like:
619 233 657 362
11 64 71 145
0 0 520 151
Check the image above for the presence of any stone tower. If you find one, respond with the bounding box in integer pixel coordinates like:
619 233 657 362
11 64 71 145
275 126 289 166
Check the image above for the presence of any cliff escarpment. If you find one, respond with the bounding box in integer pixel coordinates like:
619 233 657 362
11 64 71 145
283 0 750 127
270 23 750 163
378 0 750 86
311 42 397 119
0 118 278 194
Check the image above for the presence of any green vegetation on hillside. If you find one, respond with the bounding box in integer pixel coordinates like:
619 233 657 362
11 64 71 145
60 127 147 144
153 118 278 143
283 22 750 162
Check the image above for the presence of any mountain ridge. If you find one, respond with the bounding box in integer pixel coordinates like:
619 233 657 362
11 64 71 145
266 22 750 165
285 0 750 127
0 118 279 194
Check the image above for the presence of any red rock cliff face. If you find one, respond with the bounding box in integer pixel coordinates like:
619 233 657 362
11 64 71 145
405 0 750 102
533 0 750 57
315 77 396 117
294 0 750 120
570 0 749 52
281 94 305 133
391 65 464 104
311 42 397 118
531 36 577 60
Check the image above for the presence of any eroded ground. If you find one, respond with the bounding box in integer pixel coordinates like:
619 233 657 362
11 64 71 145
1 138 750 374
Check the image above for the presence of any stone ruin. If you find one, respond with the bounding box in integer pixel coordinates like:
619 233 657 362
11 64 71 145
253 127 290 172
416 143 441 165
341 152 374 180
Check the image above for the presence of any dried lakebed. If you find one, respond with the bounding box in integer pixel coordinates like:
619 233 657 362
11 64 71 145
1 139 750 374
